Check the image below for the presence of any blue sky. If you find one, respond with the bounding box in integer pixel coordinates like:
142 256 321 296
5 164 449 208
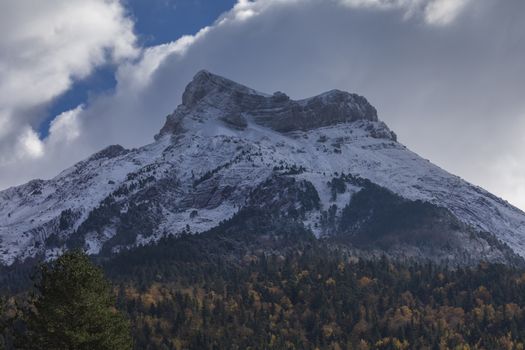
128 0 236 46
41 0 236 138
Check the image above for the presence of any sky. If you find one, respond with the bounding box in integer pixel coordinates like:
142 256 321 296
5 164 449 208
0 0 524 211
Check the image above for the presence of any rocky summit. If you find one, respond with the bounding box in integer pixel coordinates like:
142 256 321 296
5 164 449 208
1 71 524 267
158 70 388 136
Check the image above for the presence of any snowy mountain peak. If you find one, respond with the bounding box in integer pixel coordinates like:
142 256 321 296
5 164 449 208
181 70 268 108
87 145 128 162
2 70 525 267
158 70 386 138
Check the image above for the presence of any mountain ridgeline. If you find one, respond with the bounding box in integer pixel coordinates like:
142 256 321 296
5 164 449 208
1 70 525 270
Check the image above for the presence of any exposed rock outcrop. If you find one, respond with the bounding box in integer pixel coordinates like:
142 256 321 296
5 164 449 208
157 70 381 137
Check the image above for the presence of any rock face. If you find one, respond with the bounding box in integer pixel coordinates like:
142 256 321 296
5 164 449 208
1 70 524 266
158 70 384 136
88 145 128 162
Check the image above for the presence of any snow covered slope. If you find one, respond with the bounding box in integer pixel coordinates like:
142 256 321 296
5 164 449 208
1 70 524 266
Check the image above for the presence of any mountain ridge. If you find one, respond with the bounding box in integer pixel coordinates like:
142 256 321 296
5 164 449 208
0 71 524 267
157 70 388 137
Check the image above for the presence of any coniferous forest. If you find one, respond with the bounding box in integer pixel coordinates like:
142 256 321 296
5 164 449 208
109 246 525 349
2 212 525 349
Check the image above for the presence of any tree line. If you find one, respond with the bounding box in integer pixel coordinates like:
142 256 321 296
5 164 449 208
3 247 525 349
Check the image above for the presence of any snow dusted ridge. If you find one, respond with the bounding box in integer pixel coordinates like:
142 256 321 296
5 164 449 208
1 70 524 265
157 70 387 136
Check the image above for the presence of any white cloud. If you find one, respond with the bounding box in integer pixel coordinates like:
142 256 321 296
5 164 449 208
424 0 471 24
17 128 44 160
47 105 84 144
115 30 209 94
0 0 137 169
338 0 471 24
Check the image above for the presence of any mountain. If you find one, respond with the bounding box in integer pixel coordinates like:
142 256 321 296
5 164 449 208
1 70 524 267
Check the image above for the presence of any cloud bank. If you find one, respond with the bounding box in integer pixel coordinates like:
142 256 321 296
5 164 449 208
1 0 525 211
340 0 472 25
0 0 136 165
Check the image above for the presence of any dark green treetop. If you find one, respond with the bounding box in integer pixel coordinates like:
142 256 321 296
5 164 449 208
18 251 132 350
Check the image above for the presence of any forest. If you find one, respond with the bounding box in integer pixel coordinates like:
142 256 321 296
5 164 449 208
112 249 525 349
2 242 525 349
1 205 525 349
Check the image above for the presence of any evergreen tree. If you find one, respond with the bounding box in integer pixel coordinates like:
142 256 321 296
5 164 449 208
17 251 132 350
0 297 5 350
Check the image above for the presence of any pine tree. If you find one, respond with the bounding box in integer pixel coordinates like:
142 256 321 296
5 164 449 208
17 251 132 350
0 297 5 350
